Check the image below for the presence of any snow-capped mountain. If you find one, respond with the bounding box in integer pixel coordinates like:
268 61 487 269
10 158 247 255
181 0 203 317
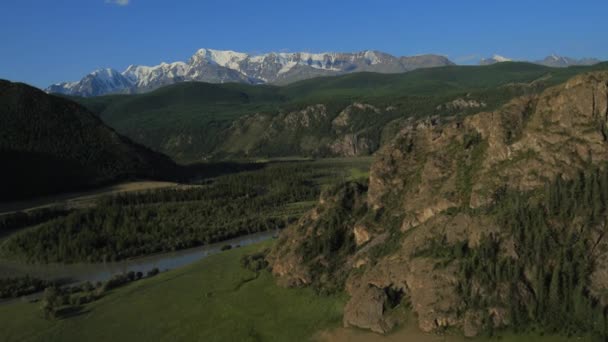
479 54 601 67
535 54 601 68
46 49 454 97
123 62 188 88
46 68 133 97
479 54 513 65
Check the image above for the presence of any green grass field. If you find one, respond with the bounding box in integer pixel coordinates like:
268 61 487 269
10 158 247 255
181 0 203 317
0 239 593 342
0 241 345 342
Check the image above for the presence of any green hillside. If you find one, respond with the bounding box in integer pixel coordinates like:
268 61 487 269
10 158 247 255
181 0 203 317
72 62 608 162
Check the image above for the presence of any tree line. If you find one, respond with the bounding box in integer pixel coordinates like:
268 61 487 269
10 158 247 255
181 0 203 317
1 162 345 263
429 164 608 338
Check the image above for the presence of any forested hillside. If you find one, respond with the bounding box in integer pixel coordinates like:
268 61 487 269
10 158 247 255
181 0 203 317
0 159 371 262
268 71 608 339
0 80 176 200
72 62 608 162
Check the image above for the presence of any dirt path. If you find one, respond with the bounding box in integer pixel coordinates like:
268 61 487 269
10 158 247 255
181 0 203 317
0 181 188 215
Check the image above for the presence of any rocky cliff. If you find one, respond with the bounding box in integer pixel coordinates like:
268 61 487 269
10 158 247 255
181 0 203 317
268 71 608 337
217 102 391 158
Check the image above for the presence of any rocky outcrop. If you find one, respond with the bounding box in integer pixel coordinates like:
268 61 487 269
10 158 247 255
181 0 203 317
283 104 328 129
219 102 390 157
329 134 375 157
343 285 393 333
436 98 487 112
332 103 381 129
369 72 608 215
268 182 367 288
269 71 608 336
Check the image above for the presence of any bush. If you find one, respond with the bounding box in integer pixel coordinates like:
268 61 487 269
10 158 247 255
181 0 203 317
0 276 54 299
240 249 270 272
147 268 160 277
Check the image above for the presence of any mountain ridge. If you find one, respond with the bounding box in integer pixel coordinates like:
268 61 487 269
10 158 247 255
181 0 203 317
480 53 601 67
46 49 454 97
70 61 608 162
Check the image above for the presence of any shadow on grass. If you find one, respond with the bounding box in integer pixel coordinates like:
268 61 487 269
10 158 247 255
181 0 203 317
57 305 91 319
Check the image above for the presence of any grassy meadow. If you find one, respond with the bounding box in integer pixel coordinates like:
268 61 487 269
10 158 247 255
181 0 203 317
0 241 346 342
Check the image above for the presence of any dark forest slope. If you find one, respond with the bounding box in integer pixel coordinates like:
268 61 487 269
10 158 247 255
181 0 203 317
0 80 176 200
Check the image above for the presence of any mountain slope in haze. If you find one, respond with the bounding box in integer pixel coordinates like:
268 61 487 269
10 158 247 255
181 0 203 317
479 54 512 65
480 54 602 67
536 54 602 67
268 70 608 338
74 62 608 162
0 80 176 201
46 49 454 97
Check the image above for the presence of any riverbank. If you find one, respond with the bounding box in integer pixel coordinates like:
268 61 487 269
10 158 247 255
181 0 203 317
0 241 345 342
0 230 276 304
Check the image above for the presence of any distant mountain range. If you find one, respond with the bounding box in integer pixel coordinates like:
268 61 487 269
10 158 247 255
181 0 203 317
480 54 601 67
46 49 604 98
46 49 454 97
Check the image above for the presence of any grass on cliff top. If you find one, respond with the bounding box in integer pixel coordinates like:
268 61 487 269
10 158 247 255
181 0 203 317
0 241 346 342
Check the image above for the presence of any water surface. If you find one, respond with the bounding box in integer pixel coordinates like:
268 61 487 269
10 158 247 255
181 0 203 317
0 231 275 284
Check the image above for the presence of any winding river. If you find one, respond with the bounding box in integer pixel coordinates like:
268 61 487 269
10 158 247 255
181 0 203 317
0 231 275 285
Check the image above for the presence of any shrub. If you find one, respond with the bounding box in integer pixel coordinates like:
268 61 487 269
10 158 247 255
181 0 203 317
147 268 160 277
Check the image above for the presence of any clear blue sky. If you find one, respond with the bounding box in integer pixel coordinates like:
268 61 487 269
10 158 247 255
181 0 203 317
2 0 607 88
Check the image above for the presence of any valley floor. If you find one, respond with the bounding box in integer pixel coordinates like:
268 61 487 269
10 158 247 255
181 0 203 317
0 240 597 342
0 241 345 342
0 181 183 215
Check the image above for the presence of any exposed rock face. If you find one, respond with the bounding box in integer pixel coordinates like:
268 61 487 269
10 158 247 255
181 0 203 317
369 72 608 216
219 102 387 157
269 71 608 336
436 98 487 111
353 224 371 246
267 182 367 288
343 285 393 333
329 134 374 157
332 103 381 130
283 104 328 129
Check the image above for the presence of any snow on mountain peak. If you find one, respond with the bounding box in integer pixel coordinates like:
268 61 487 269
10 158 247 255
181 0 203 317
46 48 457 97
363 50 381 64
193 48 249 69
492 54 512 62
122 61 189 86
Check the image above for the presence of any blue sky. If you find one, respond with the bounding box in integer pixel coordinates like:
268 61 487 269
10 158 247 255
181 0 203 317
1 0 607 88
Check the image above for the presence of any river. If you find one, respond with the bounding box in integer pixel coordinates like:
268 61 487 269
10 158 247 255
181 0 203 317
0 230 275 285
